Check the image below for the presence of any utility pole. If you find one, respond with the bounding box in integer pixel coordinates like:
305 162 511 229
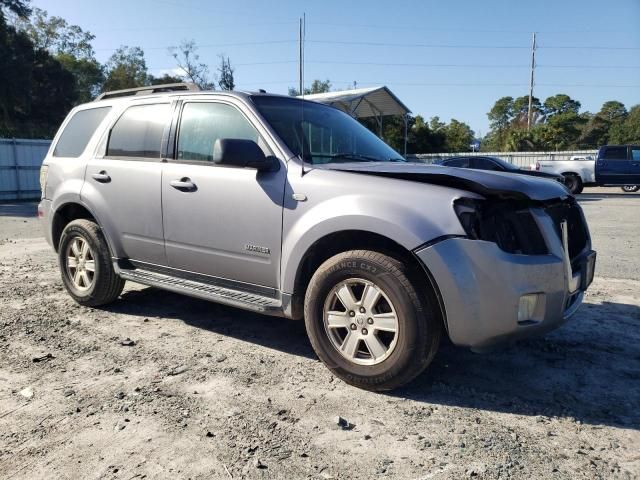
527 32 537 131
298 14 305 96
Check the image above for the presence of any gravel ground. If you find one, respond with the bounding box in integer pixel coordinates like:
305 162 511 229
0 189 639 479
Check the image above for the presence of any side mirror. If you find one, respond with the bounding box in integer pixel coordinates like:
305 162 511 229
212 138 274 171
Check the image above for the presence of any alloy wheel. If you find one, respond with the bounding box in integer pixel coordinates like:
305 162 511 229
323 278 399 366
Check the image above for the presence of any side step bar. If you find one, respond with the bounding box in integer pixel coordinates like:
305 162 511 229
118 268 284 316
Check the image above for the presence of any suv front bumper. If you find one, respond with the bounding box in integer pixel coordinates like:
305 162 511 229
415 236 595 349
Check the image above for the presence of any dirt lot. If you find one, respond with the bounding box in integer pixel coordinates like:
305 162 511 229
1 188 639 479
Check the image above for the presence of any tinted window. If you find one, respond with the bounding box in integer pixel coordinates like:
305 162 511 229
474 158 503 171
631 148 640 161
53 107 111 158
602 146 627 160
177 102 264 162
107 104 171 158
443 158 469 168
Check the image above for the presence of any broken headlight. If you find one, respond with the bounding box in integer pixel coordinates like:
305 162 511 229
453 198 548 255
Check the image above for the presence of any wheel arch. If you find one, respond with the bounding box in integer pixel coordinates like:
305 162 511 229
51 202 115 256
287 229 447 334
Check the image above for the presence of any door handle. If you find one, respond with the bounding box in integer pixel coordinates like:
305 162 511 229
170 178 197 192
92 171 111 183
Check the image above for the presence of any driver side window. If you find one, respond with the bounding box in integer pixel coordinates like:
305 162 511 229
177 102 267 162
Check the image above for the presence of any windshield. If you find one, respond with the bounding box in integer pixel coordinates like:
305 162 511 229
251 96 405 164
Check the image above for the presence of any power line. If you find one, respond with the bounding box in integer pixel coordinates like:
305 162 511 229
305 39 640 50
94 40 297 52
234 80 640 88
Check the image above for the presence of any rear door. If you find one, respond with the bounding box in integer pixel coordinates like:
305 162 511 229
595 146 639 185
82 102 172 265
628 146 640 184
472 157 503 171
161 99 286 288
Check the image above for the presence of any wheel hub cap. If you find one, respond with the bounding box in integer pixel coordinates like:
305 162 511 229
323 278 399 366
66 236 95 291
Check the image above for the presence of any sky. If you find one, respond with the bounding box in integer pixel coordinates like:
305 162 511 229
32 0 640 135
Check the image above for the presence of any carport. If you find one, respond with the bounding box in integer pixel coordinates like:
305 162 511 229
302 86 412 156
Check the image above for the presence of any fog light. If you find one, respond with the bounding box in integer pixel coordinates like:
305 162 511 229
518 294 540 323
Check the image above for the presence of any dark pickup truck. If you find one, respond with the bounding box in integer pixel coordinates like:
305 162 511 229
595 145 640 190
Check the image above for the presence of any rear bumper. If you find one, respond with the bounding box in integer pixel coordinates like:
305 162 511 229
38 199 54 248
416 235 595 349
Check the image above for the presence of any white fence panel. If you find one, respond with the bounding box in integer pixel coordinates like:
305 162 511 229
0 138 52 201
408 150 598 168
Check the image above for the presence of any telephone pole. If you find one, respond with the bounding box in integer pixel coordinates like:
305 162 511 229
527 32 537 131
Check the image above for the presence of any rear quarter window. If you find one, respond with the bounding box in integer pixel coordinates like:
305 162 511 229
53 107 111 158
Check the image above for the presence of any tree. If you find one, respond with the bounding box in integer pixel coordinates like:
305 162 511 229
0 12 76 138
288 79 331 96
148 73 184 85
0 0 31 19
103 46 148 91
487 96 514 131
57 53 104 103
543 94 581 117
169 40 214 90
15 8 95 59
609 105 640 144
14 8 104 102
217 55 234 90
598 100 627 121
512 95 542 126
442 119 475 152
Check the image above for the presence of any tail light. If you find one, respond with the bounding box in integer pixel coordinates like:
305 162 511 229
39 165 49 198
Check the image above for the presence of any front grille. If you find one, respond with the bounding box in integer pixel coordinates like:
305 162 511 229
544 199 589 261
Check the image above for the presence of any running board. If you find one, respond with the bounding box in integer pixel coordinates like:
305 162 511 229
118 268 284 315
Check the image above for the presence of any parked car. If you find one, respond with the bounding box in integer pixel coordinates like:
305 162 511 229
38 83 596 391
595 145 640 192
535 155 595 194
438 155 567 187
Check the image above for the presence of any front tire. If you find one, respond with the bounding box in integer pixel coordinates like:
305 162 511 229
304 250 441 391
621 185 639 193
58 219 125 307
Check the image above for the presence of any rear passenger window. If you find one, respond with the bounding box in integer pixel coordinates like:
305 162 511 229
177 102 263 162
602 147 627 160
53 107 111 158
631 148 640 161
444 158 469 168
107 104 171 158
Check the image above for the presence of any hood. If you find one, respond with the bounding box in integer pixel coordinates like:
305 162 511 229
516 169 564 180
315 162 570 201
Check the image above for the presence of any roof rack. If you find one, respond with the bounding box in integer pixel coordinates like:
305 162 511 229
94 83 201 101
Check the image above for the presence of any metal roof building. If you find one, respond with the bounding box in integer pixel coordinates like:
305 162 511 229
301 86 412 156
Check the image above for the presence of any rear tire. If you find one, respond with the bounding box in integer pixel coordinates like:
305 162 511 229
58 219 125 307
563 174 583 194
621 185 639 193
304 250 441 391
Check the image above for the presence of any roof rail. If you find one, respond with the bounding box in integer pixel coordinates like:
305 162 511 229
94 83 201 101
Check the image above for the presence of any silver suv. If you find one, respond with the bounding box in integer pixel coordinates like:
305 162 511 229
39 83 596 391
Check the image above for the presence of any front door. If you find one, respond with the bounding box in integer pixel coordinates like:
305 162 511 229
161 100 286 288
82 102 171 265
